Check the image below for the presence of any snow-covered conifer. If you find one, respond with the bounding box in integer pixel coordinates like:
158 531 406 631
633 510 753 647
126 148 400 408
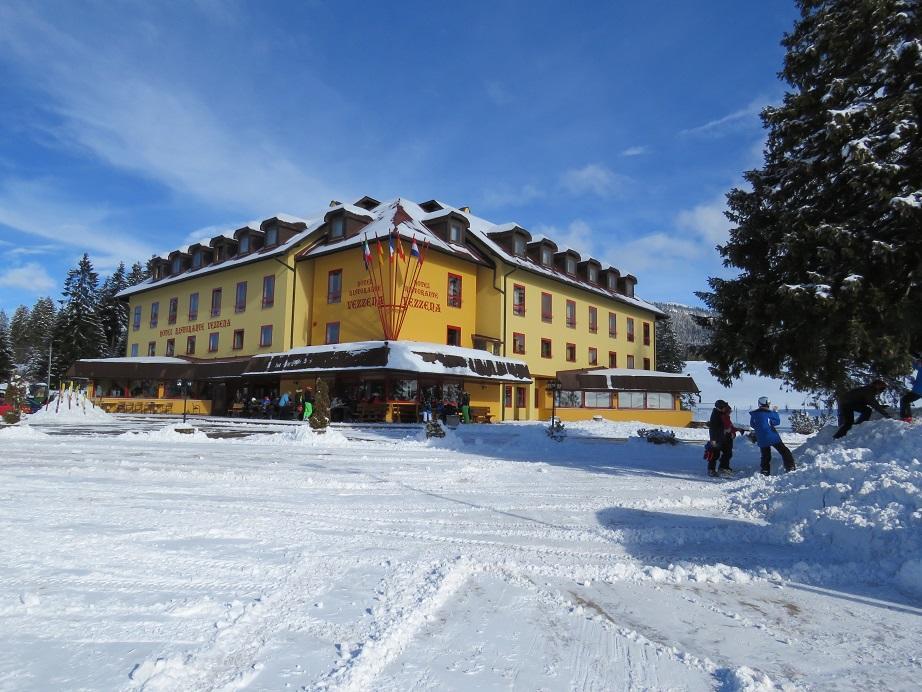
53 254 107 379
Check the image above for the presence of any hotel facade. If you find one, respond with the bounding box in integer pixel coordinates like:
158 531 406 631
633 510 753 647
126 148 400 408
74 196 697 424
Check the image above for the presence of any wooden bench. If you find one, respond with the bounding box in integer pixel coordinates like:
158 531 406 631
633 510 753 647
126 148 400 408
469 406 492 423
356 402 387 422
229 402 244 417
390 402 419 423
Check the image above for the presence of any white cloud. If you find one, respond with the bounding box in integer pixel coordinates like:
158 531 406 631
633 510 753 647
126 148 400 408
0 262 56 293
532 219 596 257
560 163 627 198
606 232 703 274
621 146 648 157
679 96 768 137
480 183 543 209
676 196 731 245
0 3 338 213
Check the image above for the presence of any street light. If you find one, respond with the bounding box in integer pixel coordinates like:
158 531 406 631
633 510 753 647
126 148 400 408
546 378 562 427
176 379 191 424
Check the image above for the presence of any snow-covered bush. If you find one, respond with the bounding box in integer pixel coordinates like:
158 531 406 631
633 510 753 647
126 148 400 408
637 428 678 445
789 409 834 434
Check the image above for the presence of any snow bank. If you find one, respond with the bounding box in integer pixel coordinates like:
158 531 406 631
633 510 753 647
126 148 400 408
26 391 114 424
118 423 214 443
727 419 922 599
0 425 51 439
244 425 352 447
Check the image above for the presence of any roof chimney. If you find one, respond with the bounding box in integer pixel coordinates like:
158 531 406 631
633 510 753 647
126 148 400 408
329 200 342 207
460 206 471 213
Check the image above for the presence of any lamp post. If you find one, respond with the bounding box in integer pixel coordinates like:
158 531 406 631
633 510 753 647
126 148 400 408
177 379 190 424
546 378 562 426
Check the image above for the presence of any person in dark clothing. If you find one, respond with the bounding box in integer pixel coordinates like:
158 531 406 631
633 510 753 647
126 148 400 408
706 400 738 477
833 380 890 439
750 396 796 475
899 355 922 422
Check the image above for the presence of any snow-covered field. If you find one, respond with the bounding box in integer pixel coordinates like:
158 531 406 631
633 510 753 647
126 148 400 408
1 416 920 691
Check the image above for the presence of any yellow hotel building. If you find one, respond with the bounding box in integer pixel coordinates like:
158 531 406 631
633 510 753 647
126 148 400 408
75 196 697 425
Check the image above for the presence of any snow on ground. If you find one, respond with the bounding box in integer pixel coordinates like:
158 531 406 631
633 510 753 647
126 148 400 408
26 390 114 424
0 417 919 691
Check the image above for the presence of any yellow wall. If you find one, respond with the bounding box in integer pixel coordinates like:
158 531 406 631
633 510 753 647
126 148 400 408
554 406 692 427
127 255 297 359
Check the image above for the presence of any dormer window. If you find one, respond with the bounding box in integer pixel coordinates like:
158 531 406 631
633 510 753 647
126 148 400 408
265 227 278 246
171 257 182 274
239 235 250 254
607 274 617 290
215 246 224 262
513 236 526 256
542 248 552 266
566 257 576 274
153 265 163 280
330 217 345 240
588 266 597 283
449 223 462 243
192 252 203 270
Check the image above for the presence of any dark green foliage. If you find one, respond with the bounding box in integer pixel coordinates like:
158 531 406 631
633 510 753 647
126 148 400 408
9 305 31 364
0 312 14 382
1 376 23 424
655 317 686 374
700 0 922 392
24 297 56 383
309 378 331 429
52 254 107 381
99 262 129 357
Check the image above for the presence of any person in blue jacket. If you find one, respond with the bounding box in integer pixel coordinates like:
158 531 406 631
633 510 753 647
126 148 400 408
750 396 796 476
900 354 922 422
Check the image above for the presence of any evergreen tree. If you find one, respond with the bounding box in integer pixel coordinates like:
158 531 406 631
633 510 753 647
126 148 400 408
699 0 922 392
309 378 331 430
9 305 31 364
0 311 14 382
24 297 56 383
655 317 685 374
99 262 129 357
127 261 149 287
53 254 107 380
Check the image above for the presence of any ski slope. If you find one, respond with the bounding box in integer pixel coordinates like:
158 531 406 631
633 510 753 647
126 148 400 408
0 418 919 690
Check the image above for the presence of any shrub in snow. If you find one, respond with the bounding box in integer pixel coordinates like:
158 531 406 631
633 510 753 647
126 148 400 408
637 428 678 445
546 417 566 441
425 420 446 438
309 378 331 430
788 409 834 435
2 375 24 424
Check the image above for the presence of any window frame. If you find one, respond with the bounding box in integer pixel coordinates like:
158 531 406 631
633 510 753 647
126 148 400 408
626 317 635 342
608 351 617 368
608 312 617 338
168 297 178 325
238 234 251 255
446 325 461 347
232 329 245 351
512 331 526 355
588 306 598 334
325 321 340 345
566 342 576 362
235 281 247 313
588 346 598 365
447 273 462 308
262 275 275 308
147 341 156 357
265 227 278 247
566 299 576 329
149 302 159 328
643 321 651 346
208 332 219 353
541 292 553 322
211 288 222 317
643 357 651 370
627 354 635 369
259 324 273 348
329 217 345 240
186 335 196 355
165 338 175 357
448 222 462 244
188 292 199 321
541 338 552 359
512 284 526 316
327 269 342 304
132 305 141 331
130 343 138 357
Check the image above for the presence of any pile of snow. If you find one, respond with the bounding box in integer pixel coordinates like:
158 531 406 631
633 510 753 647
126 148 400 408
118 423 214 443
244 425 352 447
26 391 113 424
727 419 922 599
0 425 51 439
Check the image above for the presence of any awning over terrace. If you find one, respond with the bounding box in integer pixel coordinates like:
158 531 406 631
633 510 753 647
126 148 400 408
69 356 251 381
556 367 699 393
244 340 532 384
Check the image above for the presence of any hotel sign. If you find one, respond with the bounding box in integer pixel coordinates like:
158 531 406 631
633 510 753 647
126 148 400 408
159 319 232 338
346 279 443 313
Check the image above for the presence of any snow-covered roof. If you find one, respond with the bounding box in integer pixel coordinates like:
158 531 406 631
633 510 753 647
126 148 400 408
79 357 191 364
245 340 532 383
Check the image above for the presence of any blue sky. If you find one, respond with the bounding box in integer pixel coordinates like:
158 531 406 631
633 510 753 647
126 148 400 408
0 0 797 316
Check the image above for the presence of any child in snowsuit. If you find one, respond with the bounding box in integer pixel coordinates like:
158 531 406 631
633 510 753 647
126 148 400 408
750 397 796 476
833 380 890 439
302 388 314 422
706 399 738 477
899 356 922 422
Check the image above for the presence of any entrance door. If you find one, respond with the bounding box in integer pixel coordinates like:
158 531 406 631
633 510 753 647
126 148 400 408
514 385 527 421
212 383 227 416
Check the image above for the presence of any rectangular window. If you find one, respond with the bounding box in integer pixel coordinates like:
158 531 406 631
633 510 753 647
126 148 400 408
325 321 340 345
627 355 635 369
588 347 598 365
541 338 552 358
504 385 512 407
327 269 342 304
627 317 635 342
262 275 275 308
619 391 645 409
147 341 156 357
647 392 674 409
512 284 525 316
239 235 250 254
165 338 175 357
186 335 196 355
211 288 222 317
516 386 526 408
232 329 244 350
130 343 138 357
608 351 617 368
265 227 278 246
259 324 273 347
449 223 462 243
643 321 651 346
557 390 581 408
447 325 461 346
566 342 576 362
149 302 159 328
235 281 247 313
447 273 462 308
585 391 611 408
208 332 219 352
566 300 576 328
608 312 617 338
330 217 345 239
541 292 553 322
189 292 199 321
588 306 598 333
132 305 141 330
168 297 178 325
512 332 525 355
644 357 651 370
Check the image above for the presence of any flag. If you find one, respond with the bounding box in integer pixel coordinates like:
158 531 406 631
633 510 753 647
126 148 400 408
396 235 406 261
410 236 421 260
362 237 372 269
388 234 395 262
376 237 385 265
